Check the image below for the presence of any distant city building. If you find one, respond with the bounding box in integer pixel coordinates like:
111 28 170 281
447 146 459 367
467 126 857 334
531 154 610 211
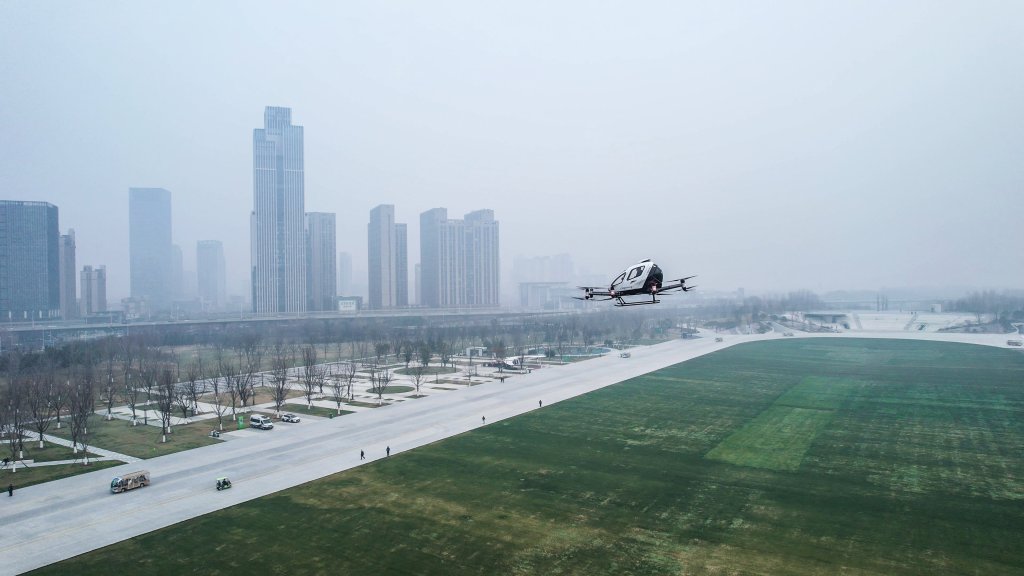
337 251 353 296
80 265 107 316
420 208 500 308
512 254 574 284
251 106 306 314
519 282 576 310
367 204 408 309
464 210 500 306
0 201 60 321
129 187 172 312
59 229 77 320
414 263 421 306
171 243 184 300
395 223 408 307
306 212 336 311
196 240 226 311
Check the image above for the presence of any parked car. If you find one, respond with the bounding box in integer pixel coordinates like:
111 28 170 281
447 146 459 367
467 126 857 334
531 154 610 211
249 414 274 430
281 413 301 423
619 352 631 358
715 337 724 342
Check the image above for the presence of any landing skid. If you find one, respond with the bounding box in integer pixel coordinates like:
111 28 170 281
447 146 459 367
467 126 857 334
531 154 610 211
614 297 660 307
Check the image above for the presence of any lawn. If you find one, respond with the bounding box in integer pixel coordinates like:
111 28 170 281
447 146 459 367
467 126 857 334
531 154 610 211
9 442 100 463
48 416 222 459
3 460 122 490
32 339 1024 575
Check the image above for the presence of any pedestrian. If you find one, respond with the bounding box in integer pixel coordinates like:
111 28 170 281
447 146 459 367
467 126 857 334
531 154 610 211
7 483 12 497
386 446 390 457
482 416 486 424
538 400 542 408
360 450 365 460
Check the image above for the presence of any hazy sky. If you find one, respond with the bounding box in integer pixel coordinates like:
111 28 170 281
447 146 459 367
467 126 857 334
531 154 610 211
2 1 1022 301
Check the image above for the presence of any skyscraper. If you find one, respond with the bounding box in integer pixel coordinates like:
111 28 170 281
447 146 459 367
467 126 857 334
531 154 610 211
196 240 226 311
0 201 60 321
395 223 408 307
420 208 500 308
367 204 408 309
129 187 172 312
338 252 353 296
251 106 306 314
464 210 500 306
59 229 77 320
80 265 107 316
305 212 336 311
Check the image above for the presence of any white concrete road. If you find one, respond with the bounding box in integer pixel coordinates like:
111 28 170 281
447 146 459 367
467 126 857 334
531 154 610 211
1 330 1017 575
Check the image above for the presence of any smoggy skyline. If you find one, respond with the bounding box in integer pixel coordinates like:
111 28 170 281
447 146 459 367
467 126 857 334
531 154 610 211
2 2 1022 302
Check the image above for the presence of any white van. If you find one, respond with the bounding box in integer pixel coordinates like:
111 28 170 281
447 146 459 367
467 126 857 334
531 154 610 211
249 414 274 430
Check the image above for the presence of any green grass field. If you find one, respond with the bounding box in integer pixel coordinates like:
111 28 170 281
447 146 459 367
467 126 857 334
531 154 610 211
33 339 1024 575
49 417 221 459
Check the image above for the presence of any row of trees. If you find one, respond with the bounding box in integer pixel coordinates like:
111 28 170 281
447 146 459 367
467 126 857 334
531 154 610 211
1 308 700 459
1 350 95 467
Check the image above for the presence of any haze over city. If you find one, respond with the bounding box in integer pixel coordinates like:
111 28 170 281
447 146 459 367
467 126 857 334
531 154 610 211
2 1 1021 303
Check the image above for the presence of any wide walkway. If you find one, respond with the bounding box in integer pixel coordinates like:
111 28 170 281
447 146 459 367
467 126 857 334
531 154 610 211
0 330 1014 575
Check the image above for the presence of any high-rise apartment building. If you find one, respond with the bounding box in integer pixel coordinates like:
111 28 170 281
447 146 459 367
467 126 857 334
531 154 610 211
196 240 226 311
59 229 77 320
464 210 500 306
367 205 408 309
251 106 306 314
129 187 172 312
338 252 353 296
395 223 408 307
420 208 500 308
305 212 336 311
0 201 60 321
80 265 107 316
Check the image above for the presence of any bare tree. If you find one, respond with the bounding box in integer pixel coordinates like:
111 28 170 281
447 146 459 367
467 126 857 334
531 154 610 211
374 341 389 367
156 368 176 443
491 339 507 372
234 343 262 409
180 359 204 419
270 345 291 416
411 364 425 395
373 366 392 406
343 359 358 401
328 368 345 415
25 373 55 449
68 363 95 464
50 362 70 431
123 370 142 426
418 341 431 368
401 341 414 369
4 375 27 464
101 340 119 421
208 369 229 432
300 346 319 408
139 359 158 426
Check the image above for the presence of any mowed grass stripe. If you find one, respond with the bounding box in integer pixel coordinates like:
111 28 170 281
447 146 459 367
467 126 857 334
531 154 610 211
705 405 836 471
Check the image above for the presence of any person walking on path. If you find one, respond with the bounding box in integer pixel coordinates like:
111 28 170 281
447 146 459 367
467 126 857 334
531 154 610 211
386 446 390 457
482 416 486 425
7 483 12 497
538 400 542 408
360 450 365 460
